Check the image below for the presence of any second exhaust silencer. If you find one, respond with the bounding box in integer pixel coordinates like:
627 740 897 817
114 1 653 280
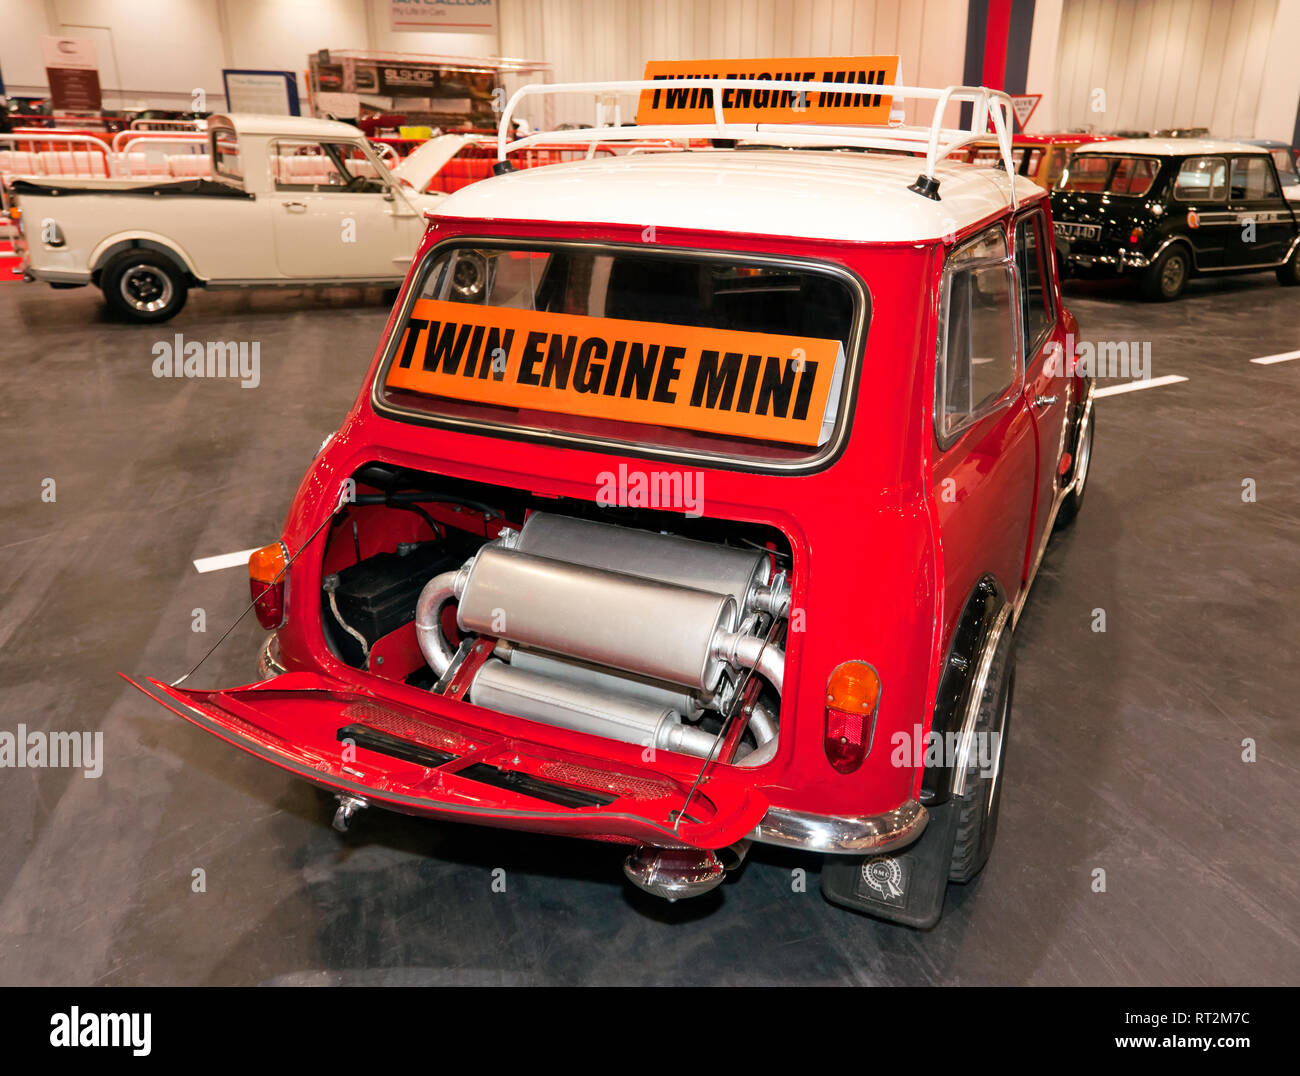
517 513 770 613
470 660 718 758
458 546 737 693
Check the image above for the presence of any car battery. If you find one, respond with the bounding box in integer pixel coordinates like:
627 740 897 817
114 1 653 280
327 538 475 645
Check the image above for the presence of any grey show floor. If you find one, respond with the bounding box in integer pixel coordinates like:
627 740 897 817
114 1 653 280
1 273 1297 986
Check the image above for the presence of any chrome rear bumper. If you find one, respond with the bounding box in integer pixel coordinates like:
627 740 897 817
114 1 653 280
753 799 927 854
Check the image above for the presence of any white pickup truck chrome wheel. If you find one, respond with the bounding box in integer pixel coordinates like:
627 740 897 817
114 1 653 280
120 264 175 313
101 251 188 323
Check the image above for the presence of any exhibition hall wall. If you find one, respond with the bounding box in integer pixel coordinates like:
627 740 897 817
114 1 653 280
1052 0 1300 141
1 0 1297 140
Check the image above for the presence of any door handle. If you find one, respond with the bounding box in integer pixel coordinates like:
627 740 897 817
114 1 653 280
1034 394 1059 408
283 201 307 211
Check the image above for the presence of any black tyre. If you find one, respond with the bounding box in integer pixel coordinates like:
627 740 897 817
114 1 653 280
1055 407 1094 529
1277 244 1300 286
101 250 188 323
948 623 1014 884
1140 245 1189 301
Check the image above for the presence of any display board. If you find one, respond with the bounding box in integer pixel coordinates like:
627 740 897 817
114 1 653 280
222 70 301 116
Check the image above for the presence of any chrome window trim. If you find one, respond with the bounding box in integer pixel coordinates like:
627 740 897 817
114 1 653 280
369 236 871 476
1015 208 1057 362
933 223 1025 452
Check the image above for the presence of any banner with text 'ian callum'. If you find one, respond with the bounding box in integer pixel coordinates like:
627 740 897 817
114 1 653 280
635 56 900 126
384 299 844 446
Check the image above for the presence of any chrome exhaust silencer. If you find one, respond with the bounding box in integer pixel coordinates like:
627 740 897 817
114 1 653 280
623 839 752 901
516 512 771 612
469 659 720 757
456 546 739 692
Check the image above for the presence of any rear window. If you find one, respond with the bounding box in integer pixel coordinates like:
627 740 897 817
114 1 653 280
373 242 864 468
1230 156 1280 199
1269 148 1298 184
1060 154 1159 196
211 128 241 181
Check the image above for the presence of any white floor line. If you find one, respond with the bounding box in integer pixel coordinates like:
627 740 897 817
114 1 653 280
1250 349 1300 365
194 547 261 574
1093 374 1189 398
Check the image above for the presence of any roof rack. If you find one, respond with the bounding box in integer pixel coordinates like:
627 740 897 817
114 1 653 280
495 78 1019 207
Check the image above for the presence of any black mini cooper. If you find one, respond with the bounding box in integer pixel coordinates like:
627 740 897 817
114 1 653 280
1050 138 1300 300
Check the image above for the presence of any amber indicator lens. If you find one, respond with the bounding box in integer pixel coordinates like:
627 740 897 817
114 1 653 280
824 660 882 774
248 541 289 629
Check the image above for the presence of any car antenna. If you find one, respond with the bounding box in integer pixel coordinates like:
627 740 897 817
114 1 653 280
168 486 349 687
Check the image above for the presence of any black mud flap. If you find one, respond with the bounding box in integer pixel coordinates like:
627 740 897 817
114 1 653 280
819 801 960 928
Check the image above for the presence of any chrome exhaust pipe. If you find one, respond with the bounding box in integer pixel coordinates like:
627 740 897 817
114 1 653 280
413 564 472 678
623 839 752 901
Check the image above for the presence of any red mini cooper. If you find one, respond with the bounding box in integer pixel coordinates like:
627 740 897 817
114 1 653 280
129 76 1092 927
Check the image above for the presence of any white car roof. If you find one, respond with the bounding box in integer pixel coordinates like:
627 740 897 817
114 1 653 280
208 113 368 140
1071 138 1267 157
433 149 1043 243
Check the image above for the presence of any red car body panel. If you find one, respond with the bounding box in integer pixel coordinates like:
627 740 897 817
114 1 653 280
131 179 1082 851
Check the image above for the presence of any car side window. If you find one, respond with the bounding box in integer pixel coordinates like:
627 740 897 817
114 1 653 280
1046 147 1070 187
1269 148 1299 185
1229 156 1280 200
270 139 385 192
1015 213 1055 358
211 128 241 181
1173 156 1226 201
935 225 1021 445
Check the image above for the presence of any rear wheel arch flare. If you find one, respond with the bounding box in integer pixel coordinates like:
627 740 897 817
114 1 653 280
921 574 1009 805
91 238 196 285
1154 235 1197 271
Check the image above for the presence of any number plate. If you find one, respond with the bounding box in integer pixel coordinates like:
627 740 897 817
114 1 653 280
1054 222 1100 240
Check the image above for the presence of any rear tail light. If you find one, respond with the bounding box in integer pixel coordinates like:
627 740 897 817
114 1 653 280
824 661 882 774
1129 226 1144 245
249 541 289 629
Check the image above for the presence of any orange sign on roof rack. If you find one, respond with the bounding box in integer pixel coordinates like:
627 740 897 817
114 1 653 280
635 56 900 126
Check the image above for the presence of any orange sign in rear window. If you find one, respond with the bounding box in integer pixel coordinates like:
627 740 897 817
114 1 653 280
383 299 843 447
636 56 900 126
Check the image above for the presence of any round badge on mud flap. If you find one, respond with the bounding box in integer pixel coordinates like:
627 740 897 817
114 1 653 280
858 856 908 908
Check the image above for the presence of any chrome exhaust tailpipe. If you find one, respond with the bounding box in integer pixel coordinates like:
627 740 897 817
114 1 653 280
623 839 752 901
332 794 368 833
